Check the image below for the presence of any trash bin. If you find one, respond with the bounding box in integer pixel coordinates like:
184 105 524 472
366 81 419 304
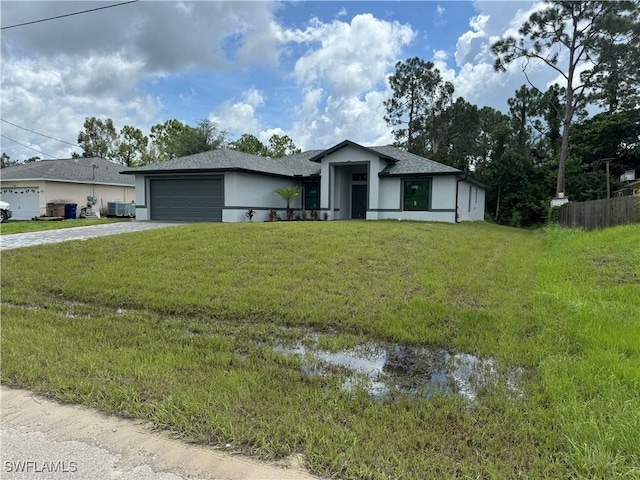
64 203 78 219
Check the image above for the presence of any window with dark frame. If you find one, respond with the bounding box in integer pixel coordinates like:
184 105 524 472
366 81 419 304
403 179 431 211
304 182 320 210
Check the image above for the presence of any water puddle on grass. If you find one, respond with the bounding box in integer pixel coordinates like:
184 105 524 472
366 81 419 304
275 340 522 401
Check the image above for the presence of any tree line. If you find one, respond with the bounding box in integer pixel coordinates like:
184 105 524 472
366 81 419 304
1 118 301 170
73 118 301 166
383 0 640 227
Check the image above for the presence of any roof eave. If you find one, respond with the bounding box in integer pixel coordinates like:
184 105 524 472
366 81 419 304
309 140 397 163
378 171 460 177
0 177 134 186
121 167 296 179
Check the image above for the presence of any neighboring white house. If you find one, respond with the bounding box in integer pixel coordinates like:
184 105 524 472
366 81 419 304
121 140 485 223
0 157 135 220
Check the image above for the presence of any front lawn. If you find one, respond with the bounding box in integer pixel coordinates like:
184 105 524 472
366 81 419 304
1 221 638 479
0 218 130 235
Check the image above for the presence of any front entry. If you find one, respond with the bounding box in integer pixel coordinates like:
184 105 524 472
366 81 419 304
351 184 367 219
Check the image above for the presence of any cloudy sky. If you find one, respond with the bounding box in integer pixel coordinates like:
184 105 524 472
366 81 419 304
1 0 558 161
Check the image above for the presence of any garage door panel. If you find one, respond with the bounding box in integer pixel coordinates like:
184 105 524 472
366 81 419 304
150 178 223 222
1 187 40 220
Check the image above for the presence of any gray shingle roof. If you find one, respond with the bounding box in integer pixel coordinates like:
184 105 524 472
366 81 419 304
119 142 463 179
370 146 461 175
0 157 134 185
274 150 323 176
121 148 296 177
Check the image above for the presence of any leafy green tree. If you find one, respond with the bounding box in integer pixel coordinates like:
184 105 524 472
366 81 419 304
230 134 268 156
148 119 188 162
274 186 301 221
25 156 40 163
384 57 454 157
148 119 226 162
189 119 227 154
267 134 301 158
1 153 19 168
587 2 640 113
491 0 640 197
432 98 480 170
507 85 541 154
474 89 558 227
115 125 148 167
77 117 118 160
568 109 640 200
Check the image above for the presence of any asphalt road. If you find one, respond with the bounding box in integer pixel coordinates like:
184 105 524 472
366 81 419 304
1 386 319 480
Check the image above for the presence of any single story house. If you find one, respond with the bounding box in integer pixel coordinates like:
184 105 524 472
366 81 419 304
121 140 485 223
0 157 135 220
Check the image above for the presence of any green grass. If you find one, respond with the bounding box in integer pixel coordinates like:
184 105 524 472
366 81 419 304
1 221 638 479
0 218 130 235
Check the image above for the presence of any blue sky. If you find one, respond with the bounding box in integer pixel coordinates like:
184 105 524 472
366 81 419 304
1 1 555 161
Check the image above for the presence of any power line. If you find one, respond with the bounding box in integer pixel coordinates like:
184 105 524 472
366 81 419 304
1 0 139 30
0 134 56 159
1 119 79 147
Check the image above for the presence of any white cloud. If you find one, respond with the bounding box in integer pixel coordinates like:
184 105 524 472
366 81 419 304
287 14 415 97
1 55 162 160
258 128 286 145
455 14 490 65
209 88 265 136
0 1 280 160
337 7 348 18
290 88 394 150
434 5 446 26
258 12 415 149
436 1 575 112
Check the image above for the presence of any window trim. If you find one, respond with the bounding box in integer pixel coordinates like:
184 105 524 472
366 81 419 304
303 181 320 210
402 178 432 211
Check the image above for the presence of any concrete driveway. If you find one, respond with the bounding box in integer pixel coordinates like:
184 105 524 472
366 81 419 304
0 222 184 251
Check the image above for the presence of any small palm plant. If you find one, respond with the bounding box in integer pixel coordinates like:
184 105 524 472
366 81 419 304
274 186 302 221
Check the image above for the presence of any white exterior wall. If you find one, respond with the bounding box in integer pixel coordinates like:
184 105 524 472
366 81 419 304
457 181 485 222
378 177 401 210
431 177 457 210
375 175 457 223
0 179 134 218
377 210 456 222
133 175 149 220
320 146 387 220
223 172 300 222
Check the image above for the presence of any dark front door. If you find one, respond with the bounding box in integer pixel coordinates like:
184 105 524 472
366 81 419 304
351 184 367 219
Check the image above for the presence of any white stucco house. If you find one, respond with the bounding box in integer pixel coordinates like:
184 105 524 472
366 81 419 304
1 157 135 220
120 140 485 223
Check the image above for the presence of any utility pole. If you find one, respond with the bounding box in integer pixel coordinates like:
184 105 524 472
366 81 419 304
602 158 614 199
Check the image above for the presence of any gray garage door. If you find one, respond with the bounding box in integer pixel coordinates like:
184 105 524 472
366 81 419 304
150 178 223 221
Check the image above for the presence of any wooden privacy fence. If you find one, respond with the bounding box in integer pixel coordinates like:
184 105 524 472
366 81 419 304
558 196 640 230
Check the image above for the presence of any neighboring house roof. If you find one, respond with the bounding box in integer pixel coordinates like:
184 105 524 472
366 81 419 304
1 157 134 186
121 148 296 178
